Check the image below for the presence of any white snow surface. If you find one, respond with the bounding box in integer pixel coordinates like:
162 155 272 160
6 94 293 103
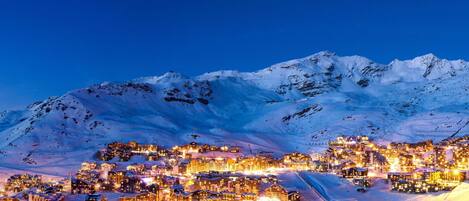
1 51 469 179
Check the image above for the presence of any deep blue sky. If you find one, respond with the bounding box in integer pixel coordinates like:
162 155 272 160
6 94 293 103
1 0 469 110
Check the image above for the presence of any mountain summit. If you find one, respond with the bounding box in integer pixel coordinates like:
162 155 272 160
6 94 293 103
1 51 469 175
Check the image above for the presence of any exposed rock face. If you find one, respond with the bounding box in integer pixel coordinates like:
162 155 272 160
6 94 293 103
163 80 212 105
282 104 323 123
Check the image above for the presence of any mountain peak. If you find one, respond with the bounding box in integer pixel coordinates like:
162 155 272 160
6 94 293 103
196 70 244 81
310 50 337 58
411 53 440 65
134 71 188 84
383 53 469 82
416 53 438 59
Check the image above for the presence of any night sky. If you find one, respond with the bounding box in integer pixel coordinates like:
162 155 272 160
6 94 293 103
1 0 469 110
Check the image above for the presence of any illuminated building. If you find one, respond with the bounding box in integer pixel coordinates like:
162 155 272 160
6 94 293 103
28 192 65 201
5 174 42 193
118 192 157 201
287 191 301 201
282 152 312 170
0 198 19 201
341 167 368 178
261 184 288 201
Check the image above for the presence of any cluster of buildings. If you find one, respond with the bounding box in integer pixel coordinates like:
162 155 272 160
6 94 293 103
3 175 43 193
322 135 469 193
0 174 67 201
70 141 309 201
1 135 469 200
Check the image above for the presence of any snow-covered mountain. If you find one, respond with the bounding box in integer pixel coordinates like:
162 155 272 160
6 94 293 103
1 51 469 175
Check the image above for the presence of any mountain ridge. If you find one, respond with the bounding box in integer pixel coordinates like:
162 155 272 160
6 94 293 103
1 51 469 175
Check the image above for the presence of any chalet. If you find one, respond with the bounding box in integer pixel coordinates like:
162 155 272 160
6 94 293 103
341 167 368 178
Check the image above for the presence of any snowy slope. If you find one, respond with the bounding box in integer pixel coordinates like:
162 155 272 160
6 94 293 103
1 51 469 176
